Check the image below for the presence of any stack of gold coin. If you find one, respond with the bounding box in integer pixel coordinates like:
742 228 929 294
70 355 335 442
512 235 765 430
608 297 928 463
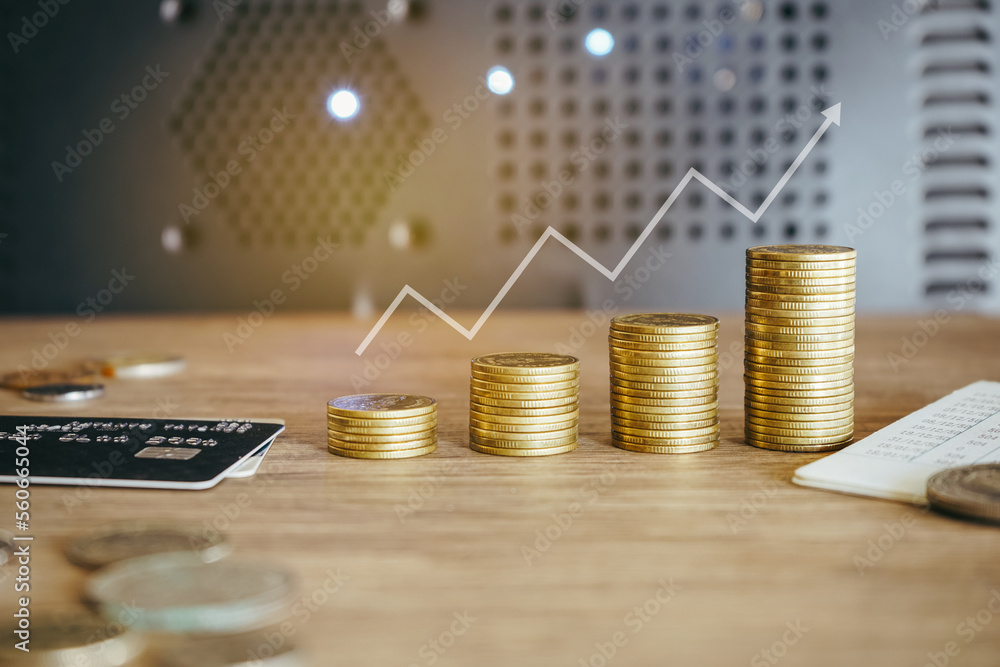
327 393 437 459
609 313 720 454
469 352 580 457
744 245 856 452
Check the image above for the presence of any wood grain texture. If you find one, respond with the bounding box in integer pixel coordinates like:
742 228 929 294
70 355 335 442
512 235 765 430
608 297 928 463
0 311 999 666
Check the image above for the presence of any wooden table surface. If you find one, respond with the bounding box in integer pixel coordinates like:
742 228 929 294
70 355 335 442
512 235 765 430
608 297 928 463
1 311 999 666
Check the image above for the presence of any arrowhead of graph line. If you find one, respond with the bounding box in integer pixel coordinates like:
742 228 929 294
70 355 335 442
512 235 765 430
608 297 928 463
821 103 841 126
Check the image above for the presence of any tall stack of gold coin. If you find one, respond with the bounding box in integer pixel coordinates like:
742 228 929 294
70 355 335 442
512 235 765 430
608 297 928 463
469 352 580 457
327 393 437 459
744 245 856 452
609 314 721 454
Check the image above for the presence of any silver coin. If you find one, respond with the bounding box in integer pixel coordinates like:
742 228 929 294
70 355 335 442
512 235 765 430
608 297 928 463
156 630 305 667
66 523 232 569
87 554 297 633
100 353 186 379
0 608 145 666
0 529 12 566
21 382 105 402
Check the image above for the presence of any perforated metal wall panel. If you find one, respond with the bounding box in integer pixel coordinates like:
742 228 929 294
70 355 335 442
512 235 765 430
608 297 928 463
1 0 997 315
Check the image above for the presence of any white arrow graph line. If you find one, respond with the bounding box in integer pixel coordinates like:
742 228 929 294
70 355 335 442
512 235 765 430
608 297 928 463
356 103 842 355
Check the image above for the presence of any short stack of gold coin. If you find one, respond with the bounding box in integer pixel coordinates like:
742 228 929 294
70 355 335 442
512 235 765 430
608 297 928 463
610 313 721 454
744 245 856 452
327 393 437 459
469 352 580 457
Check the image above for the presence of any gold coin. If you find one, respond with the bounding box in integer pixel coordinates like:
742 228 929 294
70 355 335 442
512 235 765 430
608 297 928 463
611 374 718 391
326 412 437 429
471 369 579 384
469 442 577 457
470 418 578 434
746 336 854 351
471 394 578 409
612 430 720 447
744 433 854 452
470 408 580 425
746 288 856 303
745 398 854 415
612 418 720 435
610 362 717 378
744 329 854 345
471 386 579 401
1 363 100 390
609 353 719 368
744 319 855 334
611 382 716 399
745 345 855 360
745 392 853 408
744 422 854 438
745 298 855 312
469 432 578 449
470 377 579 393
745 305 855 320
609 330 717 344
611 403 718 418
612 410 718 426
328 443 437 459
745 373 853 387
744 364 853 380
470 402 580 417
471 352 580 375
612 439 718 454
746 267 856 280
744 377 854 394
469 424 577 442
746 273 856 287
327 420 438 436
746 244 856 262
327 429 436 445
614 422 719 439
746 283 856 296
745 353 855 367
746 313 855 328
608 345 718 360
327 394 436 419
744 438 852 453
747 258 856 271
610 313 719 334
608 337 717 352
328 435 438 451
744 412 854 435
612 394 718 409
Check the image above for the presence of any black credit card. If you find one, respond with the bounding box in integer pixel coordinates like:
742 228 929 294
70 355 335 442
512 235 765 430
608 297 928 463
0 416 285 490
